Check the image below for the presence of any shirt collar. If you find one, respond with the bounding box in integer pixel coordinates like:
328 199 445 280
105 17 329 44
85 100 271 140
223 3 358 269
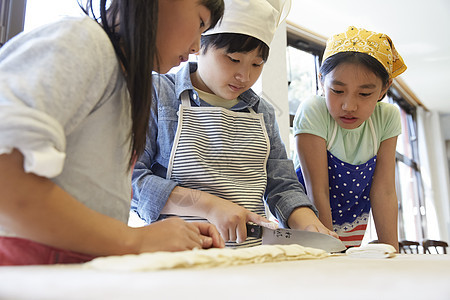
174 62 260 110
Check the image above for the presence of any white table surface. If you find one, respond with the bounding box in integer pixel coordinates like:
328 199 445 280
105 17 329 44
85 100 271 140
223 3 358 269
1 254 449 300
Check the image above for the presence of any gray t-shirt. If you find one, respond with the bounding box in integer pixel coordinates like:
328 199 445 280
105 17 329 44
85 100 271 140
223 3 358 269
0 17 132 236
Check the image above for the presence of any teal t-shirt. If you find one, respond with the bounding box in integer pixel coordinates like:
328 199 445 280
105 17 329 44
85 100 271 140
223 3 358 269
293 95 402 168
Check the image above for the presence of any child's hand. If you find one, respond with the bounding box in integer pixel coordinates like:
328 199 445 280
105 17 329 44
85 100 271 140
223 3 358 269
303 223 339 238
132 217 224 253
193 221 226 249
204 194 271 243
287 207 339 239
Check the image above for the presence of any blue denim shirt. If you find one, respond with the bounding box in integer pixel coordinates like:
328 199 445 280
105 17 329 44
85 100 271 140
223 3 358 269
131 62 317 228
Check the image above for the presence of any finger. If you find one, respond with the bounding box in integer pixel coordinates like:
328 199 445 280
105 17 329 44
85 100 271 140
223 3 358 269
201 236 213 248
194 222 225 248
187 232 204 249
329 230 339 239
260 221 279 230
303 224 320 233
236 220 247 244
218 226 229 243
246 211 276 229
183 222 206 248
304 224 339 239
228 224 237 242
315 225 338 238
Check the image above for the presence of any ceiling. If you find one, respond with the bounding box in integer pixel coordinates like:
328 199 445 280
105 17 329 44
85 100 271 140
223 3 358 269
286 0 450 114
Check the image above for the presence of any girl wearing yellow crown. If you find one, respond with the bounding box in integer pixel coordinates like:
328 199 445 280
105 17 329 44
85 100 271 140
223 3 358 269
293 26 407 251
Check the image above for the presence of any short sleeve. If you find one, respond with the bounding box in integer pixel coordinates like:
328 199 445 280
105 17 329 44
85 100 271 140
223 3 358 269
0 17 120 177
293 95 330 140
374 102 402 142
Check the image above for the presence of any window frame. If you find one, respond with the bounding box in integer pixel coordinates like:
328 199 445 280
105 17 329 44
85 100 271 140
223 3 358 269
0 0 26 47
286 30 323 127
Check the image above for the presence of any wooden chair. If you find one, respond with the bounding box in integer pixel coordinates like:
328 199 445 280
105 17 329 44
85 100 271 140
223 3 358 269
399 240 420 254
422 240 448 254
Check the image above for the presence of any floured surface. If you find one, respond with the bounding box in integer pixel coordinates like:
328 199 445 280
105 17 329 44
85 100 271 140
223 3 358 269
85 244 328 271
1 254 450 300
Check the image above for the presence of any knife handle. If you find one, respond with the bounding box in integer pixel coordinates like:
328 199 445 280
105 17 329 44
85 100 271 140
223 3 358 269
246 223 262 239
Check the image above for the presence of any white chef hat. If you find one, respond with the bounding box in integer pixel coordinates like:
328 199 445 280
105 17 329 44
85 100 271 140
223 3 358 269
203 0 291 47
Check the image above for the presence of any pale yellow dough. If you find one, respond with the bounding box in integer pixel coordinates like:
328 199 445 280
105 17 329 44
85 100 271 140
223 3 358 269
84 244 329 271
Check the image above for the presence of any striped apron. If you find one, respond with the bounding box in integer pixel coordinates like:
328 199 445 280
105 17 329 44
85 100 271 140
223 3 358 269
297 118 377 248
165 91 270 247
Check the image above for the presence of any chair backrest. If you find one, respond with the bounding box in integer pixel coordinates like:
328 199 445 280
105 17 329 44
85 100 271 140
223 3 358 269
422 240 448 254
399 240 420 254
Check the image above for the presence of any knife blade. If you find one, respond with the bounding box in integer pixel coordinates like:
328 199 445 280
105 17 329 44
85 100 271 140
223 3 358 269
247 224 347 253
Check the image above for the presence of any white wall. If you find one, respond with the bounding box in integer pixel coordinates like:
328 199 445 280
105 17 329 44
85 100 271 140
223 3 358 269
254 21 291 152
440 113 450 140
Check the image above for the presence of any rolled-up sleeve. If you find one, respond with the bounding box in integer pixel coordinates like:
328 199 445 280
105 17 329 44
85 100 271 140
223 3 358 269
0 17 118 178
131 80 180 223
0 105 66 177
131 155 178 223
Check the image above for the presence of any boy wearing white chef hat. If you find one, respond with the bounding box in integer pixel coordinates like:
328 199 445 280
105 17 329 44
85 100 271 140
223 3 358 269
132 0 338 247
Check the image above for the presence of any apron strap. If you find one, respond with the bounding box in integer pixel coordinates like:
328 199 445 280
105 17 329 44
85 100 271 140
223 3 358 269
247 107 257 114
181 90 191 107
181 89 257 115
327 120 338 151
367 117 378 155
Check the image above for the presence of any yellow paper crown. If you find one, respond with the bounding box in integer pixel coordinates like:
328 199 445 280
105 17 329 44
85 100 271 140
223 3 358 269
322 26 407 78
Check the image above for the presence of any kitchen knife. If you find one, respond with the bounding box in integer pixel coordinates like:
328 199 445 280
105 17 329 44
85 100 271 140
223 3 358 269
247 224 347 253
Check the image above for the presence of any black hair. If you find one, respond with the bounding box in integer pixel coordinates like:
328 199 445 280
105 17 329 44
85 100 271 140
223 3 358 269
201 0 225 31
79 0 224 168
320 51 390 100
201 33 270 61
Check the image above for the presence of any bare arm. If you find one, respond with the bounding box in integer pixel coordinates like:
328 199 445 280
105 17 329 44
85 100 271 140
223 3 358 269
162 186 272 243
295 133 333 230
0 150 224 256
370 136 399 252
